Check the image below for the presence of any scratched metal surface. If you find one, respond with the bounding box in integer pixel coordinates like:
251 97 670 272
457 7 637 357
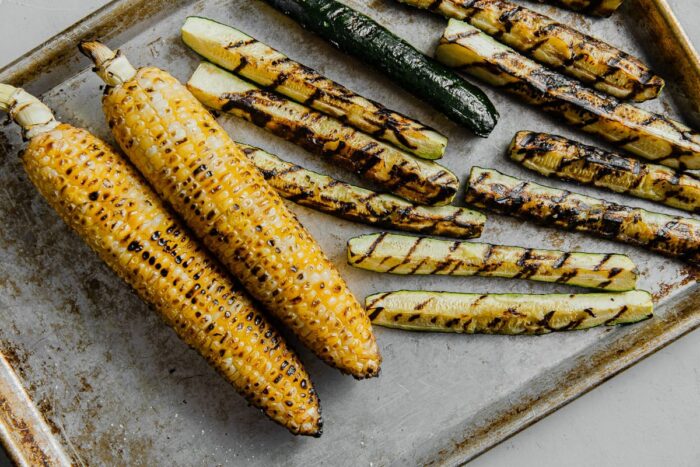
0 0 698 465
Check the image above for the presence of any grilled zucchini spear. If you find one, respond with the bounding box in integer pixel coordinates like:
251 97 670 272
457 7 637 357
510 131 700 214
348 233 637 291
181 17 447 160
436 20 700 170
398 0 662 102
264 0 499 137
240 144 484 238
465 167 700 266
365 290 652 335
187 62 459 206
80 41 381 379
0 84 320 435
535 0 624 18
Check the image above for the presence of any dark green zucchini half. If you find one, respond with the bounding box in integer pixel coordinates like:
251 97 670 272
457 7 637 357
263 0 499 137
398 0 661 101
465 167 700 266
187 62 458 206
348 232 637 291
365 290 653 335
436 20 700 170
239 144 484 238
510 131 700 214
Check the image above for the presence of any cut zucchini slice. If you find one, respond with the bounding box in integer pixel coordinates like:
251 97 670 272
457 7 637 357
239 144 484 238
187 62 459 206
436 20 700 170
365 290 653 335
181 16 447 159
465 167 700 266
510 131 700 214
348 232 637 291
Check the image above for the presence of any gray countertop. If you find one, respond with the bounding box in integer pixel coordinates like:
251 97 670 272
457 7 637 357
0 1 698 466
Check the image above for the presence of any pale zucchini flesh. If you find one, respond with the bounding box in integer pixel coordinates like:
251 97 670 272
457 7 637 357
436 20 700 170
348 232 637 291
187 62 459 206
181 16 447 159
398 0 662 101
510 131 700 214
465 167 700 266
366 290 653 335
239 144 484 238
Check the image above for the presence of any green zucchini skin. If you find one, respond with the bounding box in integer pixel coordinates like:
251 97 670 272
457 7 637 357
347 232 637 291
436 20 700 170
187 62 458 206
465 167 700 266
238 144 484 238
181 17 447 160
263 0 499 137
535 0 624 17
365 290 653 335
398 0 661 102
510 131 700 214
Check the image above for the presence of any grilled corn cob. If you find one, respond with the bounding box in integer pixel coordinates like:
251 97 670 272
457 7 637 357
365 290 653 335
510 131 700 213
240 144 484 238
181 16 447 160
187 62 458 206
80 41 381 378
0 84 321 435
348 233 637 291
436 20 700 170
398 0 662 101
465 167 700 265
535 0 624 17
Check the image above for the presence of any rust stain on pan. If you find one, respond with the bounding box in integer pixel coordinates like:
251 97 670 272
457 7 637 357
0 351 73 466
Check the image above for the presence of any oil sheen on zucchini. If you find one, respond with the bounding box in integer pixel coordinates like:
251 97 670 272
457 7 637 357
347 232 636 291
239 144 484 238
365 290 653 335
181 17 447 160
398 0 662 101
436 20 700 170
510 131 700 213
263 0 499 137
465 167 700 266
187 62 458 206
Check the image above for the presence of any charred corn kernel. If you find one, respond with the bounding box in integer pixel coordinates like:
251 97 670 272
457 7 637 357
399 0 662 101
0 84 321 436
80 42 381 378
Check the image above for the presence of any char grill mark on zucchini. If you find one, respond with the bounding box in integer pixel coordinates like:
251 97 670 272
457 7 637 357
239 144 484 238
348 232 637 290
181 17 447 160
263 0 499 137
365 290 653 335
187 62 458 206
510 131 700 213
399 0 662 101
534 0 624 17
436 20 700 170
465 167 700 265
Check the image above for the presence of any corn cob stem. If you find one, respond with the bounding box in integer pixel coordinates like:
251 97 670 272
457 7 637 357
239 143 484 239
81 41 381 378
79 41 136 85
0 84 59 139
1 85 322 435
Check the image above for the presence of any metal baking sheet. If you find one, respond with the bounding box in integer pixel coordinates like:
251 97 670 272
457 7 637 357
0 0 698 465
